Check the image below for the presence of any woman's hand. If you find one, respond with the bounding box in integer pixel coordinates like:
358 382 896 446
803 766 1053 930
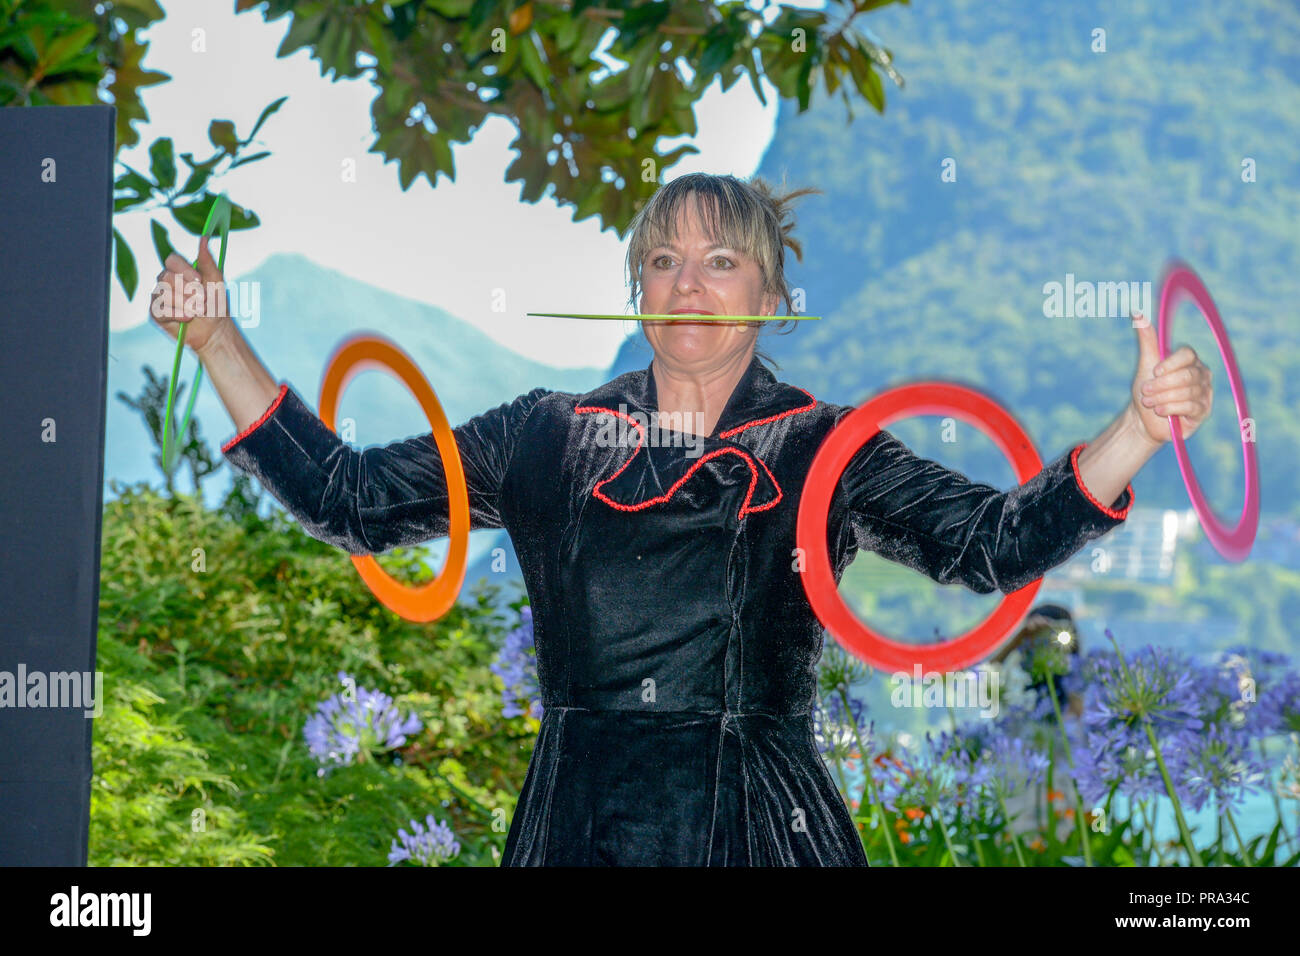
148 235 230 354
1130 314 1214 444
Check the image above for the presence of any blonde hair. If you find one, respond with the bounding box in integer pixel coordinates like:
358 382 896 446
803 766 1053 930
624 172 821 364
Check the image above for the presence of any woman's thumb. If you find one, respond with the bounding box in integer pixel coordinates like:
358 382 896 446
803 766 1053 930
1134 313 1160 366
195 234 220 280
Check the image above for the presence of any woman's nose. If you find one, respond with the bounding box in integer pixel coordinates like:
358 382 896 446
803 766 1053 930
674 261 703 295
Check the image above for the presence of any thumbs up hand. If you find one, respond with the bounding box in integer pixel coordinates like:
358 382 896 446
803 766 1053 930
1130 312 1214 445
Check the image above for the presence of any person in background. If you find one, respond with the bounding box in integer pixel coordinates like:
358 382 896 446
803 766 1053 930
992 604 1086 844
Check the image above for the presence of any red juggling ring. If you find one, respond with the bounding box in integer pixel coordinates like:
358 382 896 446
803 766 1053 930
796 382 1046 672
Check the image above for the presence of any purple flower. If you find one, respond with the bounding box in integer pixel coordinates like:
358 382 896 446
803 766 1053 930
387 814 460 866
812 688 869 756
966 722 1049 801
1170 721 1270 814
491 606 543 720
1200 646 1299 738
1068 641 1204 805
876 730 994 820
303 671 422 776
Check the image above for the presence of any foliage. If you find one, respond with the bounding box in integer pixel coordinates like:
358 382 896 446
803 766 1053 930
92 479 536 865
0 0 168 148
0 0 283 298
237 0 911 232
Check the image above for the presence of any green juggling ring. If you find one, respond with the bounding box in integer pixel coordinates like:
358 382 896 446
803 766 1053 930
526 312 822 321
162 192 231 473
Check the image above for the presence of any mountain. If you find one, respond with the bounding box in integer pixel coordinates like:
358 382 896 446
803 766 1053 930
609 0 1300 518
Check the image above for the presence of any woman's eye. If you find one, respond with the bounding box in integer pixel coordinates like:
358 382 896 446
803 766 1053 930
650 254 734 269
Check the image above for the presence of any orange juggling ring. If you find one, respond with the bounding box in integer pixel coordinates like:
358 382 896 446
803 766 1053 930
317 334 470 622
797 382 1046 672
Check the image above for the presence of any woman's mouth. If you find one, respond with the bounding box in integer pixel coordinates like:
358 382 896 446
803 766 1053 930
666 309 715 324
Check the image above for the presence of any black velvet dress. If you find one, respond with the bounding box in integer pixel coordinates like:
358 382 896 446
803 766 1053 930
221 354 1133 866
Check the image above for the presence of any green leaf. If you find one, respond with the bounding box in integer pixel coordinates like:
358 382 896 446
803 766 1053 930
111 0 166 20
744 48 767 106
38 22 96 74
554 12 582 53
427 0 473 14
468 0 496 31
245 95 288 143
148 137 176 190
113 227 138 299
173 196 260 236
227 202 260 232
363 16 393 73
178 162 213 196
518 32 548 89
230 150 271 170
209 120 239 154
696 34 732 82
795 55 813 110
150 219 176 266
172 198 213 236
115 165 155 200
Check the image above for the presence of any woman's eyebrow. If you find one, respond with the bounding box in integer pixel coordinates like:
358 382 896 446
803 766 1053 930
651 242 741 253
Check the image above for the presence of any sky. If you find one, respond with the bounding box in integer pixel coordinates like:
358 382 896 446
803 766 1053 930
110 1 799 370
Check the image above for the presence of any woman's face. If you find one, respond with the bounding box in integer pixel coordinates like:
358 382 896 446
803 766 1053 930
638 196 779 369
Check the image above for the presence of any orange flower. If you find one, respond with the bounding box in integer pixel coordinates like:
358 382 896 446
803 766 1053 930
1028 837 1046 852
904 807 926 821
1064 807 1075 820
898 830 913 845
1047 788 1065 802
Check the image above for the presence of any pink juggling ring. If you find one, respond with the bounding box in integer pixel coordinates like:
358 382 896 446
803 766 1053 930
797 382 1045 672
1156 261 1258 561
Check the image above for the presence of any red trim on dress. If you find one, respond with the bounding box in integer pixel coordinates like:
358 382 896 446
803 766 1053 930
718 387 817 439
1070 443 1135 520
221 383 289 454
575 389 817 520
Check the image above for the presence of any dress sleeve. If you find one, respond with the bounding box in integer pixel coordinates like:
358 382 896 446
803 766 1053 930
220 383 551 556
831 418 1134 595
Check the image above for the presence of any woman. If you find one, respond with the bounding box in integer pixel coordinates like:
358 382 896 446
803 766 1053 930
151 172 1213 866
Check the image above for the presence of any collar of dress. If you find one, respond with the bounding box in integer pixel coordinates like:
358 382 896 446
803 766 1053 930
572 354 818 520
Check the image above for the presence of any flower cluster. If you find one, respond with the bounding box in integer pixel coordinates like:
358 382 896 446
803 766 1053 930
387 814 460 866
491 606 543 720
302 672 422 776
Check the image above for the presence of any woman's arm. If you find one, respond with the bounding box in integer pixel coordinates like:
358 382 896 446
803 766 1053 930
205 323 552 555
1074 403 1162 511
196 318 281 435
832 320 1215 595
832 422 1135 596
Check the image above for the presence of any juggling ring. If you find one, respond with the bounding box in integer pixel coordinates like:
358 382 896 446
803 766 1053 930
797 382 1046 672
317 334 470 622
1157 261 1258 561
